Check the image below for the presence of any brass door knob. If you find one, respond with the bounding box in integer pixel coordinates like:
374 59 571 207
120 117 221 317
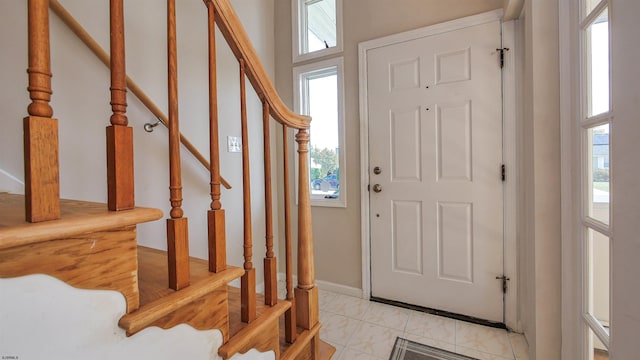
373 184 382 193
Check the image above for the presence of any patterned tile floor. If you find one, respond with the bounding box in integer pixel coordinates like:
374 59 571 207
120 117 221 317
314 288 529 360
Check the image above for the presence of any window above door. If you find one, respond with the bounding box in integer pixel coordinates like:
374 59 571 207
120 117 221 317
292 0 343 62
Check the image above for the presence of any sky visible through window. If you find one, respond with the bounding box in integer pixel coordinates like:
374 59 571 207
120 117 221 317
589 10 609 117
308 73 338 153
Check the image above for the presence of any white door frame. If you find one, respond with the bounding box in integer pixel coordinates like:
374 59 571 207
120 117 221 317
358 9 520 330
559 0 582 357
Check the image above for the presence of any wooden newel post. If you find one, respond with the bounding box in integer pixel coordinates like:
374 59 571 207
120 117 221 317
294 129 319 330
24 0 60 223
106 0 135 211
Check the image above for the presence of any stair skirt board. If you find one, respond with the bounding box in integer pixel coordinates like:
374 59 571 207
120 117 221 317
0 274 275 360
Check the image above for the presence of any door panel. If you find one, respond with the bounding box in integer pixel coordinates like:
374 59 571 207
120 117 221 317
368 20 504 322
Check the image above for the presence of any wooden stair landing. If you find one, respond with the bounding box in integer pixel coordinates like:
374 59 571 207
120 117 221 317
0 193 162 250
0 193 162 312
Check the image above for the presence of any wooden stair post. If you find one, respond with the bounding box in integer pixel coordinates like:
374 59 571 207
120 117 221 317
294 129 319 333
106 0 135 211
166 0 189 291
239 59 256 323
205 0 227 274
262 101 277 306
283 125 297 343
24 0 60 223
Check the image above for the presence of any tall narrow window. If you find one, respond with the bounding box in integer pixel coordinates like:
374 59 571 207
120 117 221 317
294 57 346 207
580 1 612 358
293 0 343 62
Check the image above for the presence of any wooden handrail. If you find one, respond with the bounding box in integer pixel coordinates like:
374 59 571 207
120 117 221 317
210 0 311 130
210 0 318 342
49 0 231 190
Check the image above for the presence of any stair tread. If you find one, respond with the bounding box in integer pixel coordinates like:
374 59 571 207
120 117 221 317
227 286 292 338
120 246 244 335
137 246 241 305
219 299 291 358
319 340 336 360
279 323 322 360
0 193 162 250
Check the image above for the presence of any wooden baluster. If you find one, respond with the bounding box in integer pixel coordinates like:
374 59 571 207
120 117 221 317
283 125 297 343
240 59 256 323
295 128 319 332
263 101 277 306
205 0 226 274
106 0 134 211
24 0 60 223
166 0 190 291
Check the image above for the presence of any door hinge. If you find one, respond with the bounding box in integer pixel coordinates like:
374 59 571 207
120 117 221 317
496 47 510 68
496 275 510 294
501 164 506 182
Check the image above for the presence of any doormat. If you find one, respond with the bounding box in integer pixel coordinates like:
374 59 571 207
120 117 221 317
389 337 478 360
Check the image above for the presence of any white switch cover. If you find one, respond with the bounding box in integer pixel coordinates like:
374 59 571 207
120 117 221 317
227 136 241 152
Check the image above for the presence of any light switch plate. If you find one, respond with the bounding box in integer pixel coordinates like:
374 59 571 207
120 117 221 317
227 136 241 152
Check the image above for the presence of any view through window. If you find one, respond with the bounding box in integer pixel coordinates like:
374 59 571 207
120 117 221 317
294 58 345 206
580 1 611 359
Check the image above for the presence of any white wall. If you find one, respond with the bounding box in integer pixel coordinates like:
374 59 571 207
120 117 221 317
1 274 226 360
1 274 276 360
610 0 640 357
519 0 562 358
0 0 277 285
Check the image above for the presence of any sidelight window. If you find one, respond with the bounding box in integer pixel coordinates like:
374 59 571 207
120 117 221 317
293 57 346 207
579 1 612 358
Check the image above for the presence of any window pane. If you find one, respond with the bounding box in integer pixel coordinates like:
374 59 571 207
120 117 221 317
587 228 610 331
304 0 336 54
587 124 609 224
586 8 609 117
307 71 340 198
584 0 603 18
589 327 609 360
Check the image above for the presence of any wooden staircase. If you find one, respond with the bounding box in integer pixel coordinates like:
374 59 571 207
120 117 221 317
0 0 334 359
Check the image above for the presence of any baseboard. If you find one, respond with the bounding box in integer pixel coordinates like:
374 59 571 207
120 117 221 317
316 279 362 298
277 273 362 298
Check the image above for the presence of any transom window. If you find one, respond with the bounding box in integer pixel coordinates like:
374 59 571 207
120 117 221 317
292 0 343 62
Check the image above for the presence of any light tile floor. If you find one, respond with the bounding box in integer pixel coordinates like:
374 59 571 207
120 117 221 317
315 289 529 360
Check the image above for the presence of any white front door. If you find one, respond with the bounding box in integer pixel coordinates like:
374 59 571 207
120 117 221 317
367 19 505 322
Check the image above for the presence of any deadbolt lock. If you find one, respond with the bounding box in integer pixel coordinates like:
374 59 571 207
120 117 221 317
373 166 382 175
